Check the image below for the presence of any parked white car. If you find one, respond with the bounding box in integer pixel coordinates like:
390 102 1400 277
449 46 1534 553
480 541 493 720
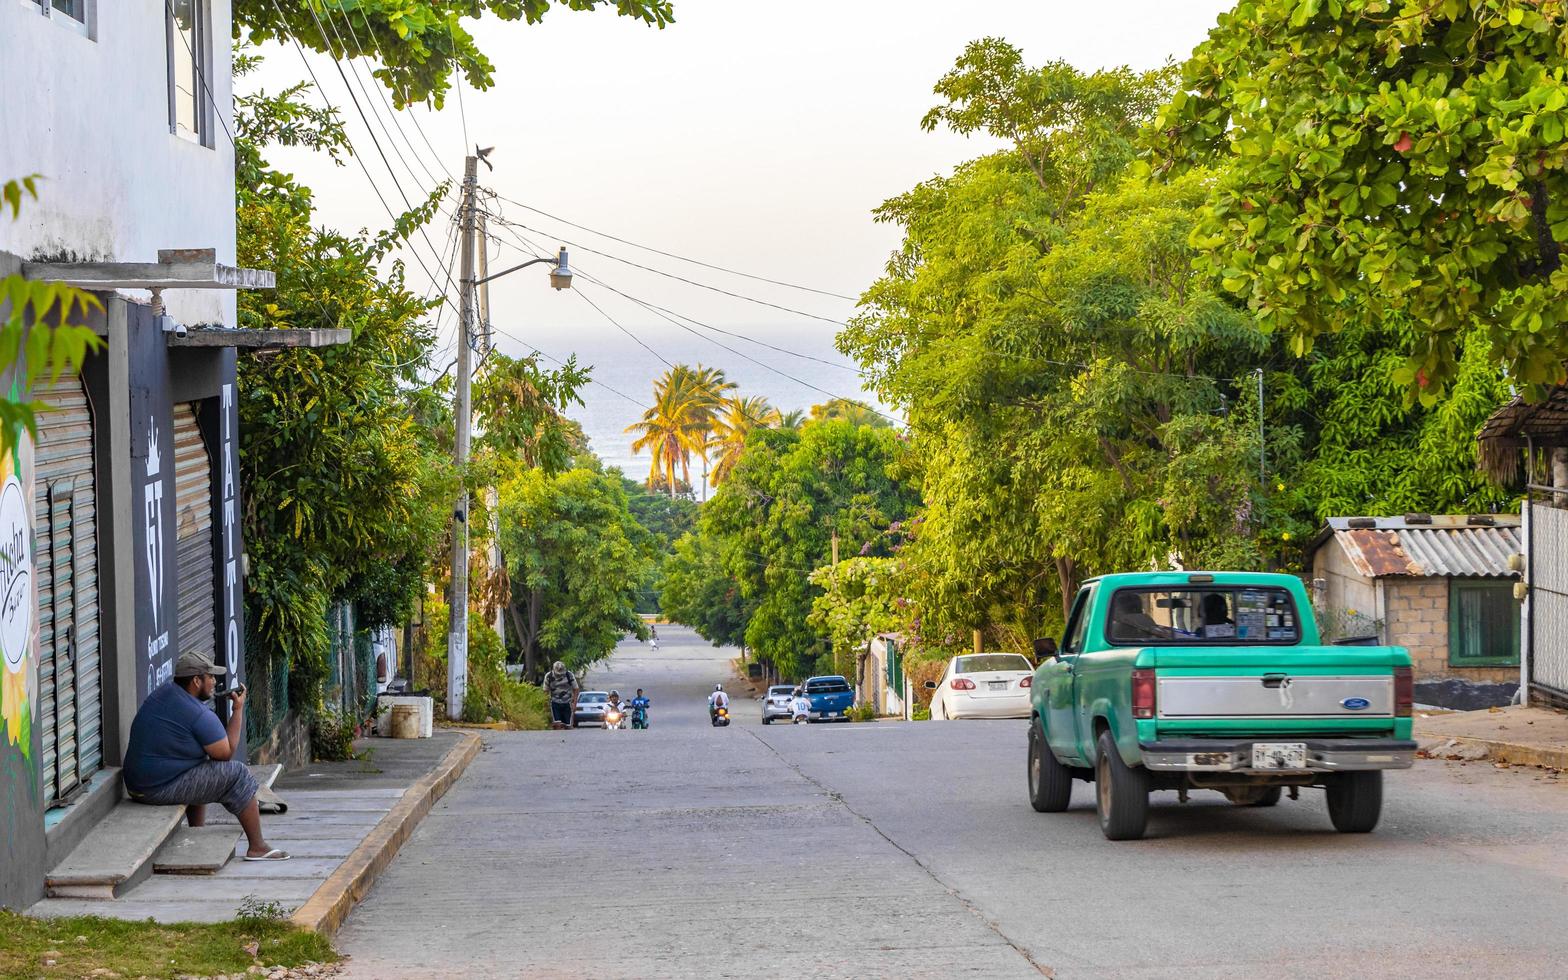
760 684 797 724
926 653 1034 720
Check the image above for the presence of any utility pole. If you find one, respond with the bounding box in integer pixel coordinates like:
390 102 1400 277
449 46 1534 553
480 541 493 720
1255 367 1266 484
448 154 479 721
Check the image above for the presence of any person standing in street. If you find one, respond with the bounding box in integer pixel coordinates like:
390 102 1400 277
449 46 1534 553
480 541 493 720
544 661 580 730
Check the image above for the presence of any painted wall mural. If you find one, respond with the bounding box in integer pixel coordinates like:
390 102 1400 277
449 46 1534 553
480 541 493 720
0 395 43 908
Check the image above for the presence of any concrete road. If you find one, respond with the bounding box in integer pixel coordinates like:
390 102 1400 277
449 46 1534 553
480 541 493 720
337 626 1568 979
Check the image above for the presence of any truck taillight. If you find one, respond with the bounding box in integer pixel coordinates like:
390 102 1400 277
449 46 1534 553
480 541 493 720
952 678 976 691
1020 676 1032 688
1132 669 1156 719
1394 666 1413 718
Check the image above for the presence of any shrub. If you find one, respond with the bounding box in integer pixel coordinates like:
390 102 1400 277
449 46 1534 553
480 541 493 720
847 702 876 723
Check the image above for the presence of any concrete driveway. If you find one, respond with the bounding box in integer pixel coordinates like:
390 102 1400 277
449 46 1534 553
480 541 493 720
335 626 1568 979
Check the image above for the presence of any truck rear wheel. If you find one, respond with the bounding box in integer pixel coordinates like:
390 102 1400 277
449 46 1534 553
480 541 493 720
1095 730 1150 840
1326 771 1382 833
1028 721 1072 813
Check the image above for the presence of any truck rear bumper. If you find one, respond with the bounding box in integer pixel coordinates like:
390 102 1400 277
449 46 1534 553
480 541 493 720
1138 738 1418 773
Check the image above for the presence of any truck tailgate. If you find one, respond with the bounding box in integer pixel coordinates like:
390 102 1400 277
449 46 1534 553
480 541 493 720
1149 647 1405 734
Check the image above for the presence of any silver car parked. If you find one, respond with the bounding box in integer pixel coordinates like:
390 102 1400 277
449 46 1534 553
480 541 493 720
760 684 797 725
573 691 610 728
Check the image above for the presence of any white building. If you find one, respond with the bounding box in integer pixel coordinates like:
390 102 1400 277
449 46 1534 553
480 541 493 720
1 0 236 328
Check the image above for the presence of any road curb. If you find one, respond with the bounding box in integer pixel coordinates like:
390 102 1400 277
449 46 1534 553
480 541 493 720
290 731 482 936
1415 730 1568 770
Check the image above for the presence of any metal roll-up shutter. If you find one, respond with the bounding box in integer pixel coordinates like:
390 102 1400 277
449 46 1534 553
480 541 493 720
173 404 215 667
34 373 101 805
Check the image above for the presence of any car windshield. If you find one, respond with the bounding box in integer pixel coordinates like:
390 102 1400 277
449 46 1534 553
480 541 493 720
806 678 851 694
579 692 608 703
956 655 1031 673
1106 587 1301 645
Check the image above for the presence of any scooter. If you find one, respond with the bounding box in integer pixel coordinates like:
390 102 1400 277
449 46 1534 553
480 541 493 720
604 703 627 730
711 705 730 727
631 701 649 730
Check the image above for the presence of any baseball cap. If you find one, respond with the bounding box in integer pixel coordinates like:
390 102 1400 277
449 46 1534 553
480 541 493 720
173 651 227 678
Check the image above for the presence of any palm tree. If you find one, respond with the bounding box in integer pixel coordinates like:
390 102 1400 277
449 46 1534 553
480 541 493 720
709 394 777 486
775 408 806 431
625 364 734 498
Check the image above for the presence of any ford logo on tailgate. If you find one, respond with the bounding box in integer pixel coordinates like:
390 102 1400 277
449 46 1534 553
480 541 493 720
1340 697 1371 711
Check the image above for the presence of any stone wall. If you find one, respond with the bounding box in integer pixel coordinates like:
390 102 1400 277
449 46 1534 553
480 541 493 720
1383 578 1517 684
250 709 310 771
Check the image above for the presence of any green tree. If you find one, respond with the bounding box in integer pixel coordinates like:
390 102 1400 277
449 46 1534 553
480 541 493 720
701 420 918 679
235 71 455 714
660 530 752 648
0 176 102 458
1152 0 1568 395
234 0 674 108
626 363 733 498
807 398 890 429
499 463 653 679
807 557 907 679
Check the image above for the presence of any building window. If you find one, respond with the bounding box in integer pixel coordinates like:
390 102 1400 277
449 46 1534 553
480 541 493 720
1448 580 1520 667
166 0 209 145
25 0 91 37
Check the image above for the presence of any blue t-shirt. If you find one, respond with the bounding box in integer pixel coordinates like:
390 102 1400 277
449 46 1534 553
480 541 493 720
123 681 227 792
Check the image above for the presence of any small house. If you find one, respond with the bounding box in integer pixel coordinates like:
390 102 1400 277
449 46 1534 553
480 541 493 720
1309 515 1521 709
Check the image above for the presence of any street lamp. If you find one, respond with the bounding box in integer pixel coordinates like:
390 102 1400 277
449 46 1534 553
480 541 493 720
472 246 573 291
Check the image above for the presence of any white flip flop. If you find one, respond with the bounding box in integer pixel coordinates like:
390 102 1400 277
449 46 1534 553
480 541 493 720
243 848 291 862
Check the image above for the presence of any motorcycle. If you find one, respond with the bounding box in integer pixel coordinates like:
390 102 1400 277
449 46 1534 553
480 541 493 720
711 704 730 727
631 702 649 730
604 703 627 730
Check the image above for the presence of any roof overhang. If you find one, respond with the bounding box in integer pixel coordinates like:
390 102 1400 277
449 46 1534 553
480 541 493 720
21 248 274 291
169 327 351 350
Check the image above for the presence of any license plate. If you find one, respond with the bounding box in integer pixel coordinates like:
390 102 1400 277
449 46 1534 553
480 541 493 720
1252 742 1307 770
988 681 1008 691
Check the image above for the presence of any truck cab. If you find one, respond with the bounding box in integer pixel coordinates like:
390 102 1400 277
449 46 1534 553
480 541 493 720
1028 572 1416 840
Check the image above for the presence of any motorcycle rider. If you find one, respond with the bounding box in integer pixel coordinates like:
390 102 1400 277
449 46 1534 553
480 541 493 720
630 689 651 728
708 683 730 723
606 690 625 728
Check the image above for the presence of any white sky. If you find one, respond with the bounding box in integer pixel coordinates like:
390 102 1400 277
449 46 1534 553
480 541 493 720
246 0 1234 405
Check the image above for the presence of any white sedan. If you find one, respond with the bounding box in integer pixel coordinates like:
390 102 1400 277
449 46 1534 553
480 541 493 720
926 653 1034 720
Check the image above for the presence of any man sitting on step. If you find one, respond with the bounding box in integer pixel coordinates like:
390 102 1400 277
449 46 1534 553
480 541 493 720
123 651 290 862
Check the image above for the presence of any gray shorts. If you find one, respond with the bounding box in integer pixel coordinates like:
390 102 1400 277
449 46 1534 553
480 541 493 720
129 760 258 816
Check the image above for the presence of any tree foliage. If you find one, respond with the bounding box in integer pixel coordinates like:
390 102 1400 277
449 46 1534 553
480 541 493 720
234 0 674 108
699 420 918 679
807 557 907 679
0 176 103 458
498 463 653 679
659 530 751 648
235 71 455 703
1152 0 1568 396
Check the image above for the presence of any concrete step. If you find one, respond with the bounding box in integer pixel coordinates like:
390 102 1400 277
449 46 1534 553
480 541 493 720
153 825 243 875
45 763 288 898
45 802 184 899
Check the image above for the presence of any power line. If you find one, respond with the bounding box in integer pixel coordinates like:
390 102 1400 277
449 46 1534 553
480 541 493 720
488 194 858 301
322 3 451 194
297 1 458 312
483 211 848 325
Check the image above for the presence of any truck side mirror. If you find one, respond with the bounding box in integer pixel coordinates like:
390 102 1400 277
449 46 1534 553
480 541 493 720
923 680 937 690
1032 637 1058 660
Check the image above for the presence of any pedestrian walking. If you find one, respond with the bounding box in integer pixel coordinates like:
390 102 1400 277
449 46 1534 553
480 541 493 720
544 661 580 730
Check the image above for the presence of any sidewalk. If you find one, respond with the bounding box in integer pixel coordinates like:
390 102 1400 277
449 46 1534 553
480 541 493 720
1415 705 1568 770
29 730 479 933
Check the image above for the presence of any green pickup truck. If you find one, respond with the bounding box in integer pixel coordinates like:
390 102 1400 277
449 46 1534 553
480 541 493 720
1027 571 1416 840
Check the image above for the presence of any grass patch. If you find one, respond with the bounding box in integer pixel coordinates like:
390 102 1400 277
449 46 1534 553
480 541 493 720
0 908 337 980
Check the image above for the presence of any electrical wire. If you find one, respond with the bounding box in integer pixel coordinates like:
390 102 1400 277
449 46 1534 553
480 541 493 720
484 212 848 325
301 3 457 279
488 193 858 301
268 0 460 322
323 3 453 193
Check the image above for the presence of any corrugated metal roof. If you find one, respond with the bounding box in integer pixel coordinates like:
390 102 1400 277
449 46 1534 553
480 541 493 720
1322 516 1521 579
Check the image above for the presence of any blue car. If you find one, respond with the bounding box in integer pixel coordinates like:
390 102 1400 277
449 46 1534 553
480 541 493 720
803 675 854 722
